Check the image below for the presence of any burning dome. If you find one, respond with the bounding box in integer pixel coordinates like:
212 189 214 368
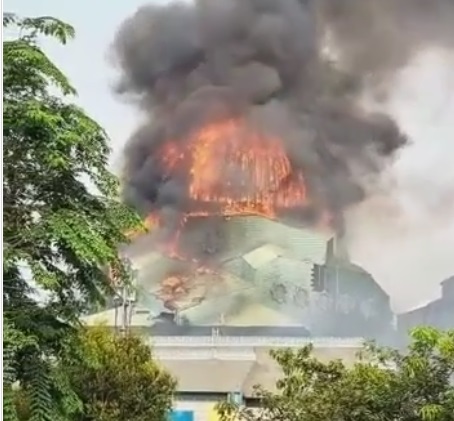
111 0 411 335
156 117 307 220
115 0 406 232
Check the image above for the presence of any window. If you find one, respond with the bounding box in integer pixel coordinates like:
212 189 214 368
228 392 243 406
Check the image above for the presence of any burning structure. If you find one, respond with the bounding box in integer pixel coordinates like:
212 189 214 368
126 216 330 326
108 0 413 337
116 0 406 222
78 1 454 415
121 216 392 338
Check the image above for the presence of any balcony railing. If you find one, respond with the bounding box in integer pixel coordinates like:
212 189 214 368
148 335 364 348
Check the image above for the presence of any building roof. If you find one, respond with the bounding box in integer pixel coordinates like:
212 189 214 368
149 325 312 337
224 303 302 327
158 345 361 396
242 244 285 269
216 216 332 265
397 296 454 332
160 359 255 393
81 306 154 328
441 276 454 286
114 215 335 326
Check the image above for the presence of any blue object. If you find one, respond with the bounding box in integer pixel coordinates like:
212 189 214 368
169 410 194 421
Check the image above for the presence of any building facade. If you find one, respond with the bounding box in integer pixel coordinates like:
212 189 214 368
398 276 454 339
154 333 364 421
82 311 365 421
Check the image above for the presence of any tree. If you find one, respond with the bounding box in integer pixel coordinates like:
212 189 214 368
3 13 142 421
10 328 176 421
218 327 454 421
62 327 176 421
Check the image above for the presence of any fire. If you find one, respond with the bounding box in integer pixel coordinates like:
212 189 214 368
125 118 310 252
158 118 307 219
157 275 190 311
119 119 315 304
124 213 160 241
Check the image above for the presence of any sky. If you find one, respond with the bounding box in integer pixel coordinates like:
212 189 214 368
346 48 454 311
3 0 163 170
5 0 454 311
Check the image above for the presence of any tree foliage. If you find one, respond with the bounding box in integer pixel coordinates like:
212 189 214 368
63 327 176 421
11 328 176 421
218 327 454 421
3 14 142 421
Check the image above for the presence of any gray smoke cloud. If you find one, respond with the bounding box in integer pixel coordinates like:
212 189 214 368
318 0 454 99
346 48 454 312
316 0 454 311
112 0 412 227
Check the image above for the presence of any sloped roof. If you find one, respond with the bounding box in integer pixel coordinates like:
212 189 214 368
179 292 249 325
243 346 360 394
222 303 302 327
81 306 154 327
178 274 255 325
158 345 361 396
242 244 285 269
222 216 332 265
160 359 255 393
441 276 454 286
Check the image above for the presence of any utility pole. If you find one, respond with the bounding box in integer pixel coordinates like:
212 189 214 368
113 259 137 336
120 283 128 335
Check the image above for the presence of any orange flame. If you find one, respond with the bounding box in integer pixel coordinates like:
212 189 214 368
120 119 315 304
124 213 160 241
125 118 309 242
159 118 307 219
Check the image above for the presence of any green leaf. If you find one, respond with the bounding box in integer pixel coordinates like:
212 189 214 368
217 328 454 421
3 12 142 421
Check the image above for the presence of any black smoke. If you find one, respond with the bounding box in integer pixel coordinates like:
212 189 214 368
113 0 413 227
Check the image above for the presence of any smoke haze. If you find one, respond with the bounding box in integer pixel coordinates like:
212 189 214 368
346 48 454 311
318 0 454 310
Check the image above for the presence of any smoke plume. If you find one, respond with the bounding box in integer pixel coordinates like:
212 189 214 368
112 0 454 311
316 0 454 310
112 0 411 227
346 49 454 311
